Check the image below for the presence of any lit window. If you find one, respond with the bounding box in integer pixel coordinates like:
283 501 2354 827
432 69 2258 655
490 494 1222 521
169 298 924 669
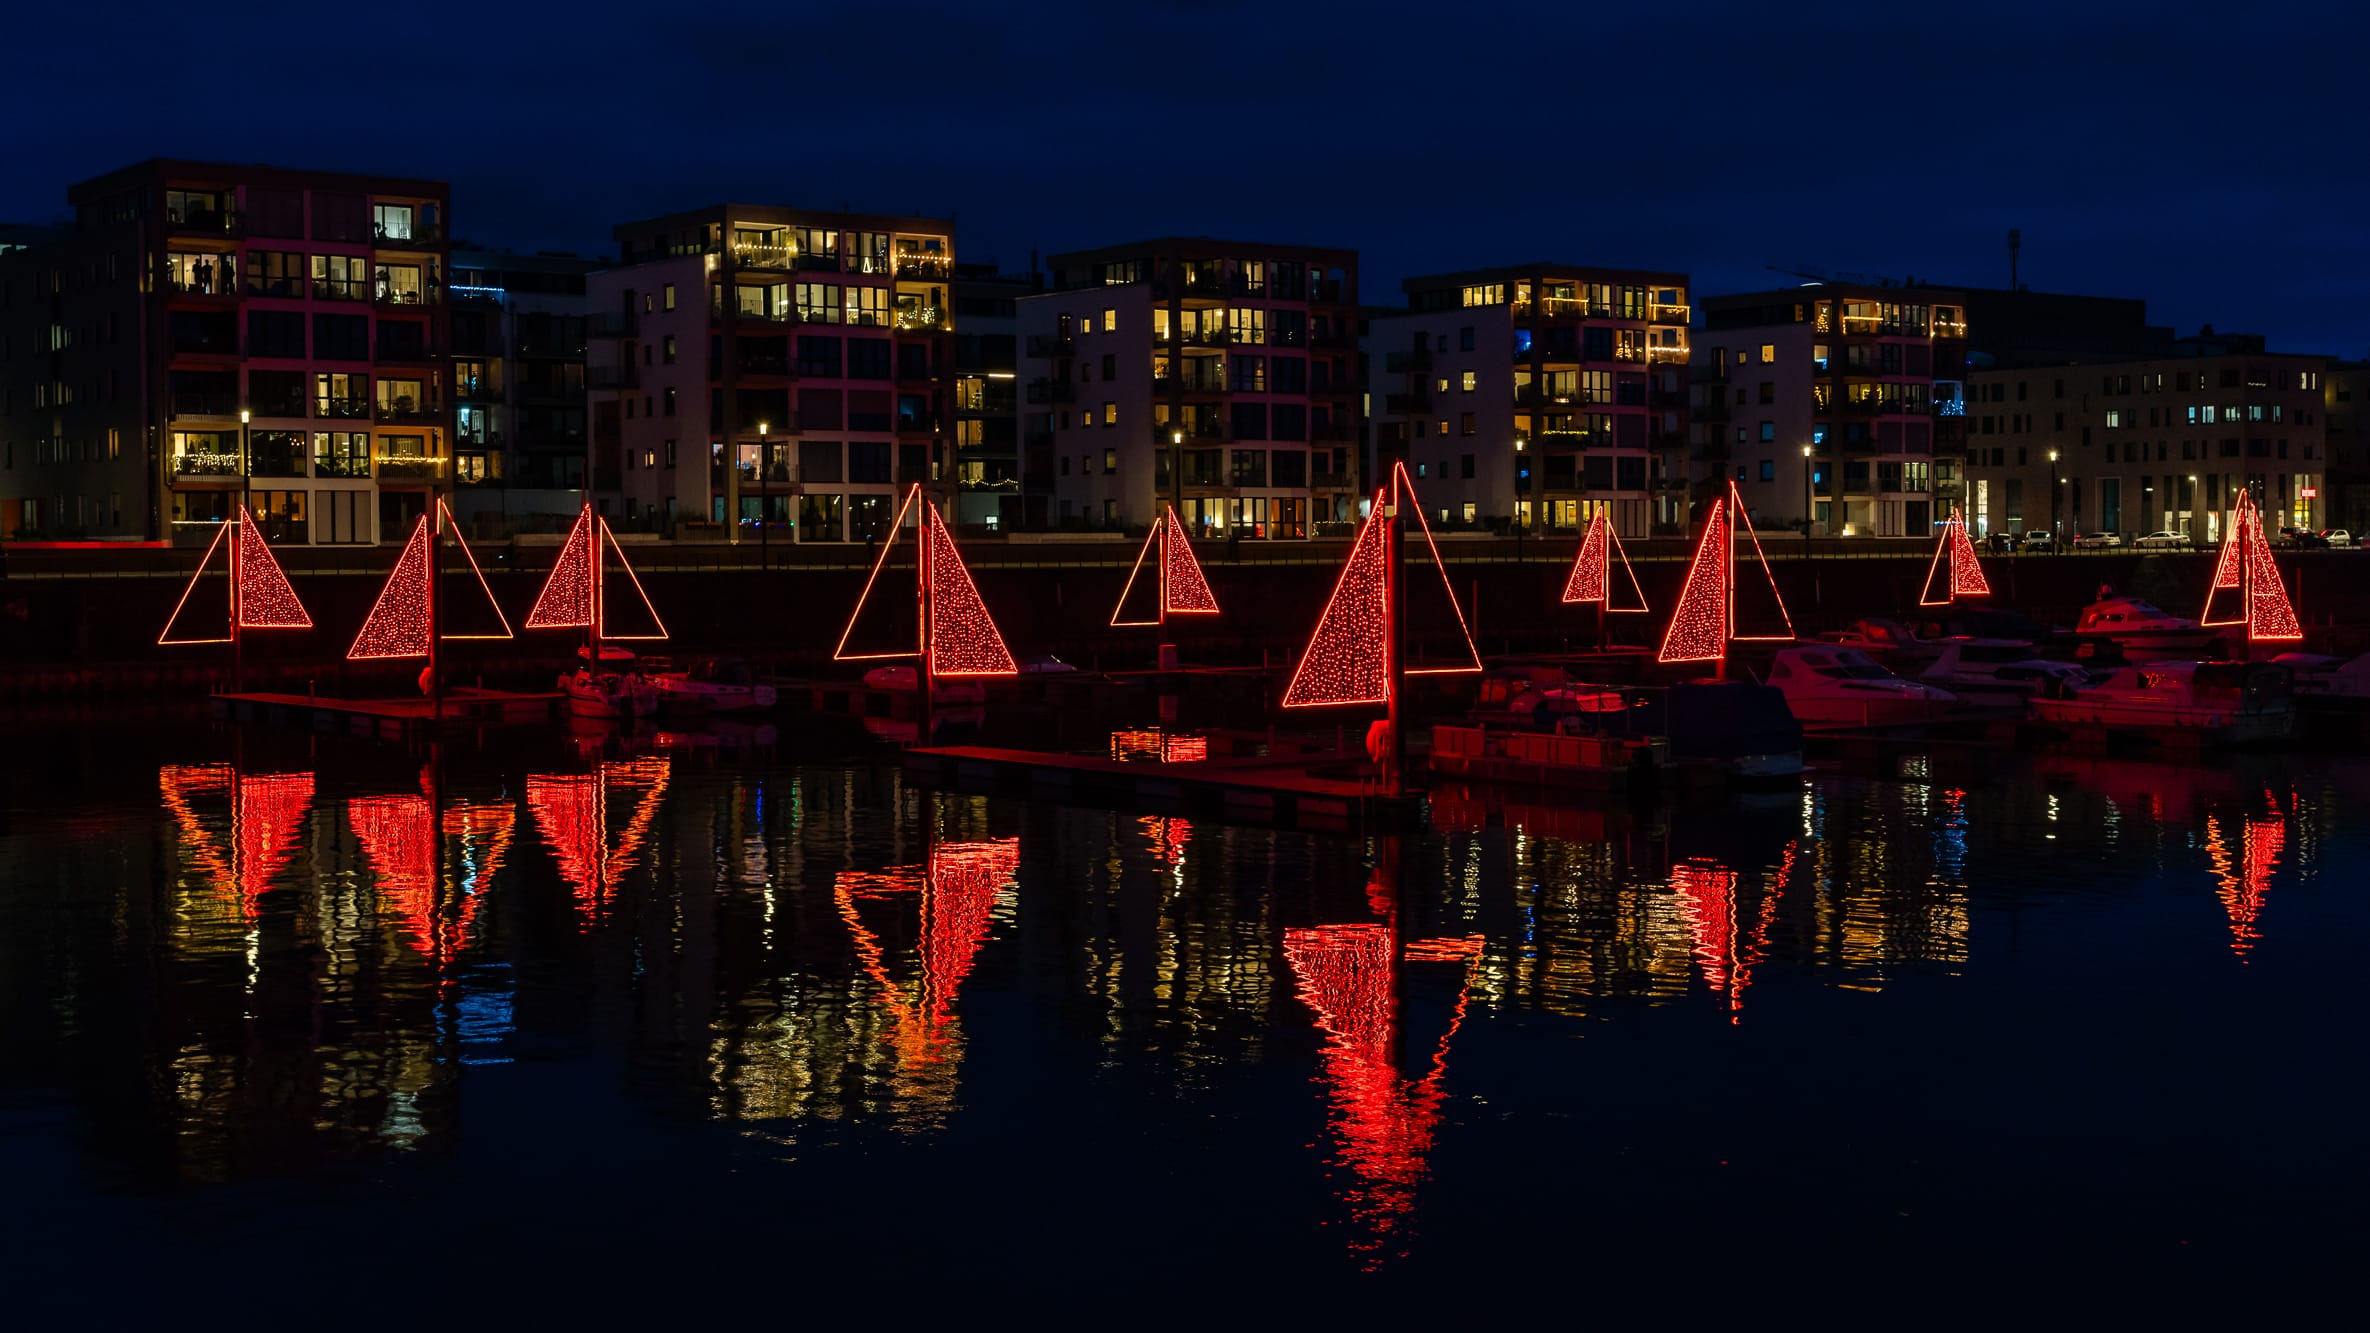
1103 308 1117 332
663 284 676 310
1461 370 1477 392
1104 448 1117 471
1760 343 1776 363
1104 402 1117 426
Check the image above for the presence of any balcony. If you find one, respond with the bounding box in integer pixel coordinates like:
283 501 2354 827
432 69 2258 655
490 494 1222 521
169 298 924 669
1026 333 1073 358
1647 344 1689 364
794 250 841 273
167 271 239 299
373 285 442 308
588 311 638 338
732 243 796 269
1173 324 1230 347
245 275 304 299
374 455 441 480
1311 278 1346 303
1649 302 1691 325
1025 378 1076 405
588 365 639 390
373 223 445 249
733 357 790 379
314 278 369 303
1934 317 1969 339
1534 431 1589 449
316 396 372 420
167 207 240 237
1384 391 1432 415
1185 418 1229 441
376 396 443 424
1383 349 1430 375
895 305 947 331
375 340 441 364
728 304 796 325
170 393 239 419
170 450 243 478
894 256 952 282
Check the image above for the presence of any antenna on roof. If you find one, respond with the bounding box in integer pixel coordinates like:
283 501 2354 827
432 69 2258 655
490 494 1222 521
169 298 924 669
2008 227 2022 291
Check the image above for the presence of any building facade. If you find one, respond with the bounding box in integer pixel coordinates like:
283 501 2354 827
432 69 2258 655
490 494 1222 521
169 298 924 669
1016 239 1359 537
584 205 956 538
1368 265 1690 538
949 263 1034 529
447 249 593 535
1694 286 1968 537
1962 347 2331 540
0 159 452 544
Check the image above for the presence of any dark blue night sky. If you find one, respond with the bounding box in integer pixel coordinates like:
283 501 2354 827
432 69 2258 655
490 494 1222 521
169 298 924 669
7 0 2362 353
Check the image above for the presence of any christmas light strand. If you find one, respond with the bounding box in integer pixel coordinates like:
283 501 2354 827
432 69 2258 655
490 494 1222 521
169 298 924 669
348 515 434 659
1281 491 1392 707
524 506 597 629
835 486 926 660
924 504 1017 676
232 507 313 629
2239 495 2302 641
1160 507 1220 615
1659 497 1731 663
1920 506 1991 606
1560 508 1651 613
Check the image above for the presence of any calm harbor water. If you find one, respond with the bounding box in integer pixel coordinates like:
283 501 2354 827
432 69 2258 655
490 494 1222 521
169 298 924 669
2 721 2363 1316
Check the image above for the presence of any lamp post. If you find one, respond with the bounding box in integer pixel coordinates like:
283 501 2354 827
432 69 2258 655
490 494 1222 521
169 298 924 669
1171 429 1185 532
2048 448 2060 547
1801 443 1814 548
2188 474 2200 541
1514 435 1527 560
237 404 251 692
756 420 769 573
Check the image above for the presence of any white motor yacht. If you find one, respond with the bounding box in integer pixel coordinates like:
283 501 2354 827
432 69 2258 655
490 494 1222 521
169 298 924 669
651 657 777 714
1764 644 1959 728
561 646 659 719
1918 639 2091 697
2029 660 2293 745
2074 594 2227 659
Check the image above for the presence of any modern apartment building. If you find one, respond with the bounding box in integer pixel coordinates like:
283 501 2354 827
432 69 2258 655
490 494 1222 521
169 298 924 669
2324 360 2370 536
1015 238 1359 537
583 205 956 539
1962 342 2331 540
447 248 594 535
0 159 452 544
950 262 1035 529
1367 264 1691 538
1695 285 1969 537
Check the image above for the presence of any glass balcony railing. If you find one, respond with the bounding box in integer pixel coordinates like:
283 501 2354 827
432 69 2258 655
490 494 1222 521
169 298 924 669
170 450 243 478
374 455 441 479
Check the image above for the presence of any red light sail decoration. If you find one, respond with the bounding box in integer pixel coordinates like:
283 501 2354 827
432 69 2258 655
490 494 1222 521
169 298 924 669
524 503 667 641
526 757 671 923
158 765 315 919
1658 480 1793 665
835 485 1017 677
347 502 514 660
1282 464 1481 708
1918 506 1992 607
2202 493 2301 642
1112 506 1221 626
1560 507 1649 612
1285 923 1483 1269
834 838 1021 1064
159 507 313 644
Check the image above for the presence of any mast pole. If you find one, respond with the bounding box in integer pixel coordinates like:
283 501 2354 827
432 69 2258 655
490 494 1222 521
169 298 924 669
1387 479 1407 797
230 506 244 694
918 489 935 745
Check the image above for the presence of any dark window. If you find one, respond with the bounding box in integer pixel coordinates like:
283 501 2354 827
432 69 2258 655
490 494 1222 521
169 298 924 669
1582 327 1612 361
1460 453 1476 479
1230 401 1268 440
796 336 841 377
798 388 843 431
1459 326 1475 352
313 314 369 361
247 310 306 358
799 440 843 482
1270 403 1307 440
898 341 930 380
847 338 892 379
848 440 892 482
1272 356 1307 394
310 192 369 243
1271 449 1307 488
1230 449 1267 486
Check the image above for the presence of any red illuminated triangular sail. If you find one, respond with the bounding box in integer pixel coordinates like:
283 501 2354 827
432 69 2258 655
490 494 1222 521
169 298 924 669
1282 493 1391 707
525 506 597 629
924 504 1017 676
1160 508 1219 615
1659 497 1732 663
233 508 312 629
835 487 923 661
349 515 434 659
2240 498 2301 641
1561 508 1649 612
1921 507 1991 606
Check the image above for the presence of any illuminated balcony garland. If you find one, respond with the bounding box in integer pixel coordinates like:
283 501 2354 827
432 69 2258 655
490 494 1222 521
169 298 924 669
1559 507 1649 612
1918 506 1992 607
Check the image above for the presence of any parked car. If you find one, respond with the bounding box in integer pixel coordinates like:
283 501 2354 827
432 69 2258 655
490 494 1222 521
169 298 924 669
2322 529 2355 548
2133 530 2195 550
2278 527 2329 550
1983 532 2017 555
2021 531 2057 551
2072 532 2124 550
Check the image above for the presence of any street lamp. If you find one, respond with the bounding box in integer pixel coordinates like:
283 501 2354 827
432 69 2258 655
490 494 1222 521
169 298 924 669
756 419 769 572
1514 435 1528 557
2188 474 2200 540
1801 443 1814 546
1171 428 1185 530
2048 448 2061 545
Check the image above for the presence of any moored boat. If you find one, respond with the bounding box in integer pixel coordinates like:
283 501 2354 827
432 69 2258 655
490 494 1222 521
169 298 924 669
2075 594 2228 659
561 646 659 719
1919 638 2091 698
651 656 777 714
1764 644 1959 729
2029 659 2292 746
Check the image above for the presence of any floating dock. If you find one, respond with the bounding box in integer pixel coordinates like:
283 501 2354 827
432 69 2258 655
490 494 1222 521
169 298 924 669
901 744 1426 832
212 688 559 738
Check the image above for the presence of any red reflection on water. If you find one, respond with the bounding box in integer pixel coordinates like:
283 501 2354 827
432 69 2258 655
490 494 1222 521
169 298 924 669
1110 729 1208 764
2204 799 2288 960
525 758 671 923
1138 814 1193 867
158 765 315 918
835 838 1021 1061
349 780 516 969
1673 842 1793 1021
1284 923 1484 1268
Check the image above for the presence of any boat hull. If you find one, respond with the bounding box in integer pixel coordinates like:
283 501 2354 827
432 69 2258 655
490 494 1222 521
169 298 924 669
2028 698 2291 745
